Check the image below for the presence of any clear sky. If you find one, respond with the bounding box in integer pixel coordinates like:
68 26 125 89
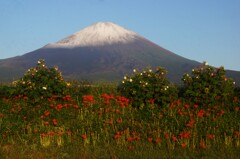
0 0 240 71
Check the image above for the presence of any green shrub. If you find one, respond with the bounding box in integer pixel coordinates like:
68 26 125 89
14 59 68 103
118 67 178 109
182 62 235 107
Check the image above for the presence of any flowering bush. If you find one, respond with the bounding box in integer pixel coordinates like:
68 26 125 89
182 62 235 107
118 67 178 109
14 59 68 103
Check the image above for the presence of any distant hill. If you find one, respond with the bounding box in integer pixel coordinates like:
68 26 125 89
0 22 239 85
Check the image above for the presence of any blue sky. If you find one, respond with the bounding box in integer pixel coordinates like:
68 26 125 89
0 0 240 71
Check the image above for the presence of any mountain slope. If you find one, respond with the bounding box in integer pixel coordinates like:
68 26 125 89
0 22 239 85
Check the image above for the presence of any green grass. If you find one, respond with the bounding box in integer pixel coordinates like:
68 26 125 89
0 83 240 159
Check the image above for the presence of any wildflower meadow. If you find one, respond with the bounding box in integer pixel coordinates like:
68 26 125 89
0 60 240 158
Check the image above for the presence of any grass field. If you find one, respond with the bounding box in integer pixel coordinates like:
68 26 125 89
0 83 240 159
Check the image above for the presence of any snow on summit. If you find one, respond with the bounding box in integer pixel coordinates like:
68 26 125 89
45 22 139 48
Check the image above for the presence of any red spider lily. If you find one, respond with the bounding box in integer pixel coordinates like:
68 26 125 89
165 134 170 139
234 131 240 138
128 145 133 150
58 131 64 136
74 105 79 109
178 109 183 116
115 109 121 114
159 113 164 118
114 135 122 139
184 104 190 109
48 131 56 136
181 143 187 148
116 131 121 135
34 129 39 133
149 99 155 105
109 119 113 125
207 134 214 140
179 131 191 139
117 118 123 124
105 107 111 112
44 111 50 116
0 113 5 117
41 133 46 137
44 121 49 125
155 138 162 143
215 96 221 100
52 119 57 125
235 107 239 112
55 104 63 110
172 135 177 141
127 137 134 142
193 104 198 109
81 134 87 139
197 110 205 118
101 93 115 105
177 100 181 106
134 136 141 140
148 137 153 142
116 96 129 108
186 118 195 127
63 95 71 101
83 95 95 104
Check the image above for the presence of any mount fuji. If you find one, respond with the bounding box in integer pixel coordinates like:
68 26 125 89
0 22 239 84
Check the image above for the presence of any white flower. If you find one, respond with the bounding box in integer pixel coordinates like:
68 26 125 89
38 60 41 64
149 69 152 72
145 82 148 85
133 69 136 73
122 81 125 84
140 73 143 76
124 76 127 80
66 82 71 86
192 69 195 72
42 87 47 90
233 81 236 85
129 79 133 82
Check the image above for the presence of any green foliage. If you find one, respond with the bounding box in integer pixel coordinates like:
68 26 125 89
118 66 178 109
14 59 68 103
182 62 235 107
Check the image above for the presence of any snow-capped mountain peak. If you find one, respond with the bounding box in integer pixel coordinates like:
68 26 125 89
45 22 140 48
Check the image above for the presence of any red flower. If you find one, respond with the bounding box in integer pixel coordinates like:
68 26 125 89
44 111 50 116
128 145 133 150
148 137 153 142
181 143 187 147
52 119 57 125
127 137 133 142
235 107 239 112
81 134 87 139
197 110 205 117
44 121 49 125
155 138 161 143
207 134 214 140
186 118 195 127
179 131 191 139
83 95 95 105
114 135 122 139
